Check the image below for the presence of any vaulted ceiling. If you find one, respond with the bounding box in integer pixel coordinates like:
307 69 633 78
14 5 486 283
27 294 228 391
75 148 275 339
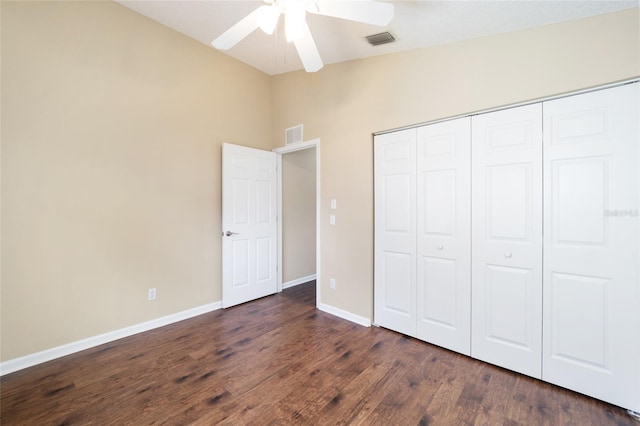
117 1 638 75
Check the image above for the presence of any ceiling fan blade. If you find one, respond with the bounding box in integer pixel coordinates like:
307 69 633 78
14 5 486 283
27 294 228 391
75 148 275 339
293 21 323 73
311 0 394 26
211 6 267 50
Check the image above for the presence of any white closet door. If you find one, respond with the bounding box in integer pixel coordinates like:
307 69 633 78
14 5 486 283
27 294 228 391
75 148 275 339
416 118 471 355
542 84 640 412
471 104 543 378
374 129 417 337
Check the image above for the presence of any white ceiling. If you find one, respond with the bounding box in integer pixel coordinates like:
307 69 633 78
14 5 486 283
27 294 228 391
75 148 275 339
117 1 638 75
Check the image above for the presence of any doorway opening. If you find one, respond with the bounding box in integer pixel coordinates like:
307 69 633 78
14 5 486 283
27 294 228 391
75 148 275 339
275 139 320 307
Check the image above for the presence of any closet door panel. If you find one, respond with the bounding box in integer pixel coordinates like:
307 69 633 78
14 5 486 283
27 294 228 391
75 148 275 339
421 256 456 326
416 118 471 355
471 104 543 378
484 265 534 347
374 129 417 337
543 84 640 412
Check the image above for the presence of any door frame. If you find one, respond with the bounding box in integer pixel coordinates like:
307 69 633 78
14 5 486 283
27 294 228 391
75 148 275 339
273 138 321 307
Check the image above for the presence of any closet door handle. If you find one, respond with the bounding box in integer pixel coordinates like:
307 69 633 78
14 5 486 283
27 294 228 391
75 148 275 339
504 251 512 259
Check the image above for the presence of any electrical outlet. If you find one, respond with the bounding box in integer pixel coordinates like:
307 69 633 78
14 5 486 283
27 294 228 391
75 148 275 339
148 288 157 301
330 278 336 289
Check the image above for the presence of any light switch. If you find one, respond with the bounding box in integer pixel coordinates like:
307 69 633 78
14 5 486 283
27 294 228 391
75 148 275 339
329 214 336 225
331 199 337 210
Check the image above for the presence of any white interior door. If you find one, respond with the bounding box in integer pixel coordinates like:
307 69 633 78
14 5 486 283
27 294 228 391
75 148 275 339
471 104 543 378
374 129 417 337
222 143 278 308
416 118 471 355
542 84 640 411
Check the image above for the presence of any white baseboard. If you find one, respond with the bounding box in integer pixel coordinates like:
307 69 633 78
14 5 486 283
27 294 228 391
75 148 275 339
0 301 222 376
317 302 371 327
282 274 316 289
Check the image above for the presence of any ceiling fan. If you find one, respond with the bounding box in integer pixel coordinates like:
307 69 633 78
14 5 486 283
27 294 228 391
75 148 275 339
211 0 394 73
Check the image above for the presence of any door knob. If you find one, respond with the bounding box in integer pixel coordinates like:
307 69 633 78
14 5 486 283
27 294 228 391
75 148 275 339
223 231 239 237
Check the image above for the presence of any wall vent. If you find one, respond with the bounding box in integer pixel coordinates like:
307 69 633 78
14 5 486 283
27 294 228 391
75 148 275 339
366 31 396 46
285 124 304 145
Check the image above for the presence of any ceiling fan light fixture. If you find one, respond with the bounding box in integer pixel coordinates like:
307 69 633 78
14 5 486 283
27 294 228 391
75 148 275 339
285 2 306 42
256 5 281 35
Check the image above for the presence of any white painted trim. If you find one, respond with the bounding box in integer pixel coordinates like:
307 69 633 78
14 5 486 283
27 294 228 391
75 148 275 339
317 303 371 327
0 301 222 376
276 153 283 292
315 142 321 311
274 138 320 306
273 138 320 154
283 274 317 289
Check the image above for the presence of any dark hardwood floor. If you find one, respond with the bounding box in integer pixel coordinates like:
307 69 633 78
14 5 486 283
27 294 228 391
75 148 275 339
1 281 635 425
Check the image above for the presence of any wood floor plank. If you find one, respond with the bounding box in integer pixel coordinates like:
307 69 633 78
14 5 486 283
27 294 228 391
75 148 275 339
1 282 636 425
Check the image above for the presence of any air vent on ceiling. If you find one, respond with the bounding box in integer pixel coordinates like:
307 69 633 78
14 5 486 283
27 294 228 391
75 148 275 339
366 31 396 46
285 124 304 145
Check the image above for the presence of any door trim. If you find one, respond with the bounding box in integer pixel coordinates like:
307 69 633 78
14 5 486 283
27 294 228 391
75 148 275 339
273 138 321 307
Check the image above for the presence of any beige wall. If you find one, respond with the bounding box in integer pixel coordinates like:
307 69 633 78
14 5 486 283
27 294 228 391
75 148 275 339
282 148 316 284
271 9 640 320
1 1 272 361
